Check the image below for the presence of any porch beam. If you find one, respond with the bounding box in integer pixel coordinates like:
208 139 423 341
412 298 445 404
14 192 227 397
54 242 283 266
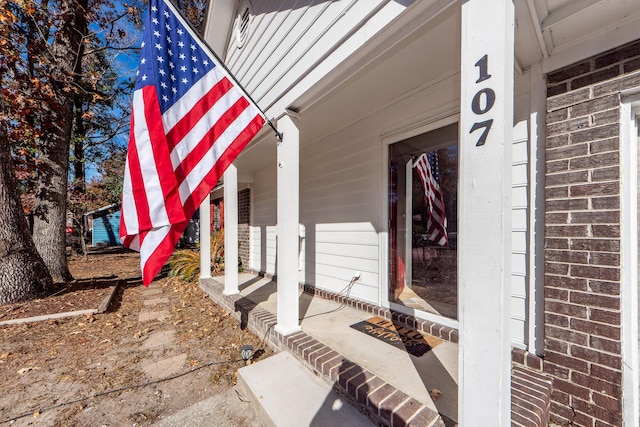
275 114 301 336
223 164 239 295
199 194 211 279
525 0 549 58
541 0 604 31
459 0 514 425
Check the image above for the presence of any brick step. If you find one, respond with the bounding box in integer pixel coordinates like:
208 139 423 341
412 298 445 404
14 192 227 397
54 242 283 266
511 366 554 427
201 277 553 426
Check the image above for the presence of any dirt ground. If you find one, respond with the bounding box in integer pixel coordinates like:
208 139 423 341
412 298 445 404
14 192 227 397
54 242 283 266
0 250 273 426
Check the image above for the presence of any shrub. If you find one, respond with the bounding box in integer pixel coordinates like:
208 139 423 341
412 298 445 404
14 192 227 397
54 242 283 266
168 228 225 281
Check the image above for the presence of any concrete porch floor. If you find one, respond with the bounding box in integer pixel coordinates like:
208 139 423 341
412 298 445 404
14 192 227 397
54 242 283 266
205 273 459 424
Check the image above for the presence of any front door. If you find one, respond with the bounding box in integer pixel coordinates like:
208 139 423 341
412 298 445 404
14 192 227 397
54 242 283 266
388 123 458 321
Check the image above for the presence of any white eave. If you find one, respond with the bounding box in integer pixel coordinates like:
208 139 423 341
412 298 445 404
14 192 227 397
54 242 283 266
514 0 640 73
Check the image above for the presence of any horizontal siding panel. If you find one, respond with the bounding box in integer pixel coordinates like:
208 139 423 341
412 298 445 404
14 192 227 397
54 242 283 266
315 230 379 246
512 139 528 162
249 225 277 274
303 142 378 172
512 208 528 230
251 1 388 104
302 173 378 198
511 318 527 349
512 120 529 142
302 190 379 215
230 0 310 80
512 230 527 252
249 1 356 96
313 263 377 288
511 296 527 321
315 252 378 274
247 1 341 93
512 186 528 207
259 1 410 110
315 222 377 233
511 274 527 298
513 163 528 185
314 241 379 260
512 252 527 276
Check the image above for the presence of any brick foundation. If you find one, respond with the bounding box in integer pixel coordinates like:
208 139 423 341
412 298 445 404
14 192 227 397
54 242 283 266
544 38 640 426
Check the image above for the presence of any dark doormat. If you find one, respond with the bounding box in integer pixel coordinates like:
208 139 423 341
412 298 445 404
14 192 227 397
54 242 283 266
350 316 443 357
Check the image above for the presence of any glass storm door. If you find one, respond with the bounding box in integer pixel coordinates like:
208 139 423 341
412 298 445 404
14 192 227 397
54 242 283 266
389 123 458 320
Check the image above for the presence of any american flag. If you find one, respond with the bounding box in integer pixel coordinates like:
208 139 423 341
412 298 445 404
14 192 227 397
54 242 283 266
414 152 448 247
120 0 265 285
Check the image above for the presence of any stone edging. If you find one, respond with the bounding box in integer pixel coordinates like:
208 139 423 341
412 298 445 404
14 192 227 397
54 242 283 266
0 281 119 326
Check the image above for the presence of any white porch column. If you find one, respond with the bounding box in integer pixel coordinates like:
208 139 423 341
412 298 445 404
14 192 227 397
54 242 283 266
199 194 211 279
275 114 301 336
223 164 239 295
459 0 514 425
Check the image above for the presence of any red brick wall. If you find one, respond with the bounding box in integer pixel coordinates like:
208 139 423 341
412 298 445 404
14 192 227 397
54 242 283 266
544 39 640 426
238 189 250 269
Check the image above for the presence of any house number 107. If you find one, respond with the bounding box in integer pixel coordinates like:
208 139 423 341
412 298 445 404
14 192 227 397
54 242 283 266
469 54 495 146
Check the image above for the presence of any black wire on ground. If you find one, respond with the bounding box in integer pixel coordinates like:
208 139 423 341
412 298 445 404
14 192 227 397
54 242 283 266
299 278 357 321
0 357 245 425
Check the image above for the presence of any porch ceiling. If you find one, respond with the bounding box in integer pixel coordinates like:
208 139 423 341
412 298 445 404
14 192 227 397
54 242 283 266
232 0 640 176
234 1 462 176
514 0 640 72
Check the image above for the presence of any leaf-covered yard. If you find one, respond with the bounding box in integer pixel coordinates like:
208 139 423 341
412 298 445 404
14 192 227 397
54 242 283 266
0 251 271 426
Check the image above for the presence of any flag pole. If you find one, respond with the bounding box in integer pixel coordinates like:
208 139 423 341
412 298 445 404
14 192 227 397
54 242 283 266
165 0 283 142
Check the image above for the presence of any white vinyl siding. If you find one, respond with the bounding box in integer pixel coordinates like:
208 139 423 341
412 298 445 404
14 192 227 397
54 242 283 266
299 119 382 304
224 0 414 113
511 119 530 348
250 165 277 275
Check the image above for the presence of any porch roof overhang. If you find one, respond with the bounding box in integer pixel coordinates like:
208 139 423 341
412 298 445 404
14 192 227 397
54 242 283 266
221 0 640 175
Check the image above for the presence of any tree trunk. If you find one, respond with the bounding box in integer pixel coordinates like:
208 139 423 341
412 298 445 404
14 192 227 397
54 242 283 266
71 93 88 259
0 120 54 305
31 0 88 282
72 94 86 193
32 122 73 281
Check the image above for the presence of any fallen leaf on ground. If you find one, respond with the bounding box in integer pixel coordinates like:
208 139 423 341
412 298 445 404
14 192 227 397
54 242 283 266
429 388 442 400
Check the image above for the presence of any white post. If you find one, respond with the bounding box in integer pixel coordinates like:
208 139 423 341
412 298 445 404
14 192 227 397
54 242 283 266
528 62 546 355
224 164 239 295
620 102 638 427
275 114 301 336
459 0 514 425
199 194 211 279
